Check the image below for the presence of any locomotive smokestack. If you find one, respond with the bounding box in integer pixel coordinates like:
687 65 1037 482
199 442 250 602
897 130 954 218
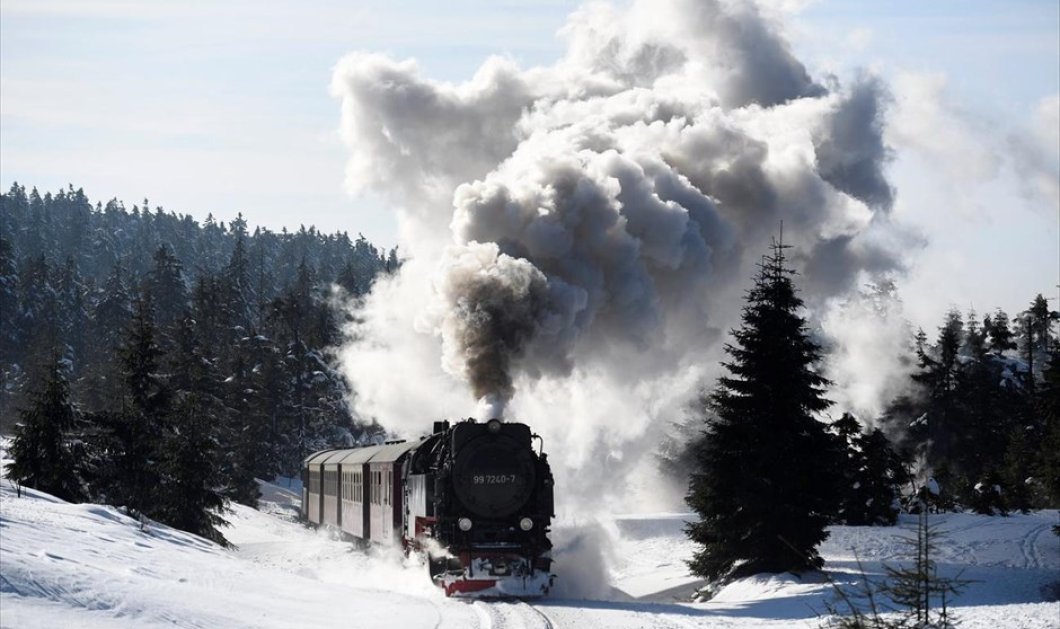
476 392 507 422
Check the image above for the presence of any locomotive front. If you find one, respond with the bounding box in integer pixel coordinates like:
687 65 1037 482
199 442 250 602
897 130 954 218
405 418 555 597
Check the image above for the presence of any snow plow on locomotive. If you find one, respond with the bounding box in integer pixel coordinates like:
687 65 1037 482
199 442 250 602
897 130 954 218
301 418 555 597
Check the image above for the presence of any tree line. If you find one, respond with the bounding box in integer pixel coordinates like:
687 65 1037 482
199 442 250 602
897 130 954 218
1 183 392 544
681 238 1060 589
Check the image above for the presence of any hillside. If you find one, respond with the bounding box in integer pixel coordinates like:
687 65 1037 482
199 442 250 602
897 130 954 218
2 458 1057 628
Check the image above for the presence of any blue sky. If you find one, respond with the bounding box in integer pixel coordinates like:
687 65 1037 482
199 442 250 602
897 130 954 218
1 0 1057 326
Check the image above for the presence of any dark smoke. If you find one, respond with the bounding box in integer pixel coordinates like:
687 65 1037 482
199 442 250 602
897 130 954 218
453 260 550 402
333 0 917 510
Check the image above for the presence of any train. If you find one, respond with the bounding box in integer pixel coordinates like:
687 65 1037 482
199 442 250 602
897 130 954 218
300 418 556 597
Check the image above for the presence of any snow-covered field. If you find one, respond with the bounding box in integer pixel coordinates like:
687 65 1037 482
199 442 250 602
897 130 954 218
1 471 1057 628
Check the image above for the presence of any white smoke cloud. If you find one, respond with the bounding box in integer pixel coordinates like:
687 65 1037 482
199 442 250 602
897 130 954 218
820 278 916 424
333 0 912 512
888 74 1060 212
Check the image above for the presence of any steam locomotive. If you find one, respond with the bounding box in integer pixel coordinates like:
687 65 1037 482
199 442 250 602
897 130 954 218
301 418 555 597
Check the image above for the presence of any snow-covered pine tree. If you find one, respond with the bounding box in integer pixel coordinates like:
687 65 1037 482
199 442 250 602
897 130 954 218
5 354 84 502
156 313 231 545
221 336 270 507
145 245 188 332
112 296 170 519
685 237 840 584
224 215 254 332
0 237 21 425
78 262 132 413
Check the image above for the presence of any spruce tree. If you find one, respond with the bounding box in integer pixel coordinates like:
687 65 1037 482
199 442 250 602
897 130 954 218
686 238 840 584
832 413 903 526
79 263 132 413
1037 350 1060 506
912 310 964 473
984 308 1016 354
145 245 187 331
0 238 20 423
5 355 84 502
112 296 169 518
156 313 230 544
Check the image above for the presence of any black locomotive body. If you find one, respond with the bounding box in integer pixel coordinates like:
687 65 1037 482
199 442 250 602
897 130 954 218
301 418 555 597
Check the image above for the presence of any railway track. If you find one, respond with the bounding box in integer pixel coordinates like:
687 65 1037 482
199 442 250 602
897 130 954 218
471 599 556 629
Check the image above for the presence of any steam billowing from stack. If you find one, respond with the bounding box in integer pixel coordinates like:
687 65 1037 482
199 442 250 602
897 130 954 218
333 0 911 510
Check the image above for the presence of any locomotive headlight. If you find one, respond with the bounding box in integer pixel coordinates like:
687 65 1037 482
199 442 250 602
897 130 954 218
458 517 473 531
487 419 502 433
519 517 533 531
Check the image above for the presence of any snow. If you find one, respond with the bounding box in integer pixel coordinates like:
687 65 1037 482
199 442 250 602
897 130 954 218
2 465 1057 628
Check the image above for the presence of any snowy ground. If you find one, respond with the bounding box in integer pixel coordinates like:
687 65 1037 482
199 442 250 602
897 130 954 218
1 468 1057 628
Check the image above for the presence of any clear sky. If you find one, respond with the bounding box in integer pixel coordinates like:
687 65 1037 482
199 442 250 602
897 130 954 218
1 0 1057 328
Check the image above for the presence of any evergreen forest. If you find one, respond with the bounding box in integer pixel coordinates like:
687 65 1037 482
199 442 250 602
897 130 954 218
2 183 1058 562
682 239 1060 588
1 183 393 543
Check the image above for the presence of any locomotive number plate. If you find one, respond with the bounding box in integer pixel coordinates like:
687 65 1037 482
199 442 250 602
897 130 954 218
473 474 518 485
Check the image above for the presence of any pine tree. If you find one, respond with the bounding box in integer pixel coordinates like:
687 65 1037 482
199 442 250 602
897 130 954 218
832 413 903 526
1037 350 1060 506
220 338 268 507
912 310 964 474
686 238 840 584
0 238 21 424
224 214 254 332
111 296 170 518
881 510 970 627
57 256 89 373
5 355 84 502
145 245 187 331
983 308 1016 354
823 509 970 629
79 263 132 413
156 313 231 544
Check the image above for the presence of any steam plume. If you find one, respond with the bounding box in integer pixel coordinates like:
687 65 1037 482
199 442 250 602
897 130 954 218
333 0 913 511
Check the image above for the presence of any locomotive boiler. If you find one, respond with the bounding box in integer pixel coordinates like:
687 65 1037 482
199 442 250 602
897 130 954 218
301 418 555 597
